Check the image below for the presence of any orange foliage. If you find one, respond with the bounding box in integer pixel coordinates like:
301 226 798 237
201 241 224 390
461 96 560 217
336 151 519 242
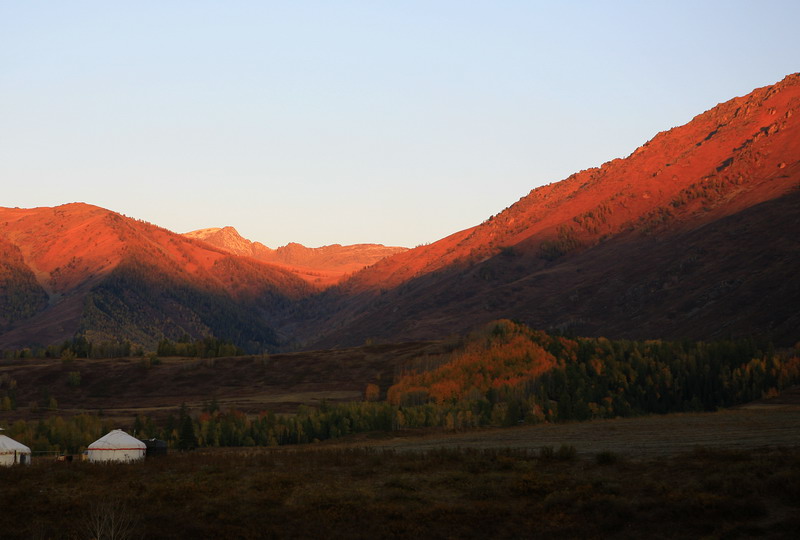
388 321 559 405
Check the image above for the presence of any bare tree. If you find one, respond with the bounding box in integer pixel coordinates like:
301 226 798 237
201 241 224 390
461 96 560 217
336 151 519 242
83 498 140 540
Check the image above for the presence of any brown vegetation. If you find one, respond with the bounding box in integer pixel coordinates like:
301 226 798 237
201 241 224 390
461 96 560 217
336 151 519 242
0 341 450 424
1 444 798 539
344 406 800 457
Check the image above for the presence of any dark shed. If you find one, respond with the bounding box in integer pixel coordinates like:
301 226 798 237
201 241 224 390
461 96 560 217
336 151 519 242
141 438 168 457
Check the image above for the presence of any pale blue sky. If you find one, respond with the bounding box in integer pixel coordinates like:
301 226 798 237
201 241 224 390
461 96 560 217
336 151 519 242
2 1 798 247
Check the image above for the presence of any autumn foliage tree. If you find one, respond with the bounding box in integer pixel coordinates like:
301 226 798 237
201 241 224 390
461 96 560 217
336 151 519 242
5 321 799 451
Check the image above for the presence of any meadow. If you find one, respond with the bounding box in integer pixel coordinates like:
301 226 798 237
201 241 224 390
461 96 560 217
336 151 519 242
2 400 799 539
3 322 799 538
1 443 798 539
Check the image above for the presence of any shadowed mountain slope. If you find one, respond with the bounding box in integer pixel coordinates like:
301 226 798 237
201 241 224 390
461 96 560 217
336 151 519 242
2 74 798 352
0 204 313 351
298 74 800 347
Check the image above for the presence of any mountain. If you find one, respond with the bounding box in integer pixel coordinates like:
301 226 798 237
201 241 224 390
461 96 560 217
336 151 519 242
183 227 273 259
298 73 800 347
3 74 798 353
184 226 407 287
0 204 312 351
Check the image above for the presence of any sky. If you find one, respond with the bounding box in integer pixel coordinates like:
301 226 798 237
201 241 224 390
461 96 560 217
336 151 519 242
2 1 799 248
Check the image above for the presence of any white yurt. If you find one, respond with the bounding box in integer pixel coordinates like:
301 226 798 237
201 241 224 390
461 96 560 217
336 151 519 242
0 429 31 466
87 429 146 463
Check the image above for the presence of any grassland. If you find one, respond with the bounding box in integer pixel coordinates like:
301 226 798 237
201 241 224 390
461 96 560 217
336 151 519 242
341 401 800 457
1 443 798 539
2 396 799 539
0 341 451 424
2 333 799 538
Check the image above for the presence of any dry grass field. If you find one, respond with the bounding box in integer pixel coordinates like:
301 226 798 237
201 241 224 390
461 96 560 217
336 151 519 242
0 341 450 423
3 344 799 538
0 391 797 538
1 435 798 539
338 402 800 458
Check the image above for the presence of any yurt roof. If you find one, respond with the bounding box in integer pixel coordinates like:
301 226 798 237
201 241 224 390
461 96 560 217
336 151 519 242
0 434 31 453
88 429 146 450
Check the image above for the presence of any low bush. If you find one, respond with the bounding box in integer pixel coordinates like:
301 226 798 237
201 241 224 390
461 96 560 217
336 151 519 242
595 450 620 465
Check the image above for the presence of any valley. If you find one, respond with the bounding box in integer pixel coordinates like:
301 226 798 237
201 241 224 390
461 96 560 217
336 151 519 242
2 77 799 467
5 5 799 538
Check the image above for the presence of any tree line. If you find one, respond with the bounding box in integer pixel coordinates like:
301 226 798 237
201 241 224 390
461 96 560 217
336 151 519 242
0 334 244 360
3 320 798 452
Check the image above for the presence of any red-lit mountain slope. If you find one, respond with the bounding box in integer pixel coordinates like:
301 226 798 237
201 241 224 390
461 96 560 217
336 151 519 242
184 226 407 288
0 204 312 351
302 74 800 347
3 75 798 352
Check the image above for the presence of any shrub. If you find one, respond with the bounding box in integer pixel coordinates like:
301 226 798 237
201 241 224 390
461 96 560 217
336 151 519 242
539 446 555 460
595 450 620 465
556 444 577 461
61 348 76 364
364 383 380 402
67 371 81 387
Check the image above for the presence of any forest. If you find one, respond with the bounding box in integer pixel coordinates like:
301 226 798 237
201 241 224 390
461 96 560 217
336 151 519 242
3 320 799 453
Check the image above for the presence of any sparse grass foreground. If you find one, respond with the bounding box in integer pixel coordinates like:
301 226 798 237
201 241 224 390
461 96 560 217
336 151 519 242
1 445 798 539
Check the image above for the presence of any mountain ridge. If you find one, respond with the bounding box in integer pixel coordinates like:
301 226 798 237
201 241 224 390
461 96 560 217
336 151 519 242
0 203 313 350
184 226 407 287
1 74 798 351
336 73 799 294
295 73 800 347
